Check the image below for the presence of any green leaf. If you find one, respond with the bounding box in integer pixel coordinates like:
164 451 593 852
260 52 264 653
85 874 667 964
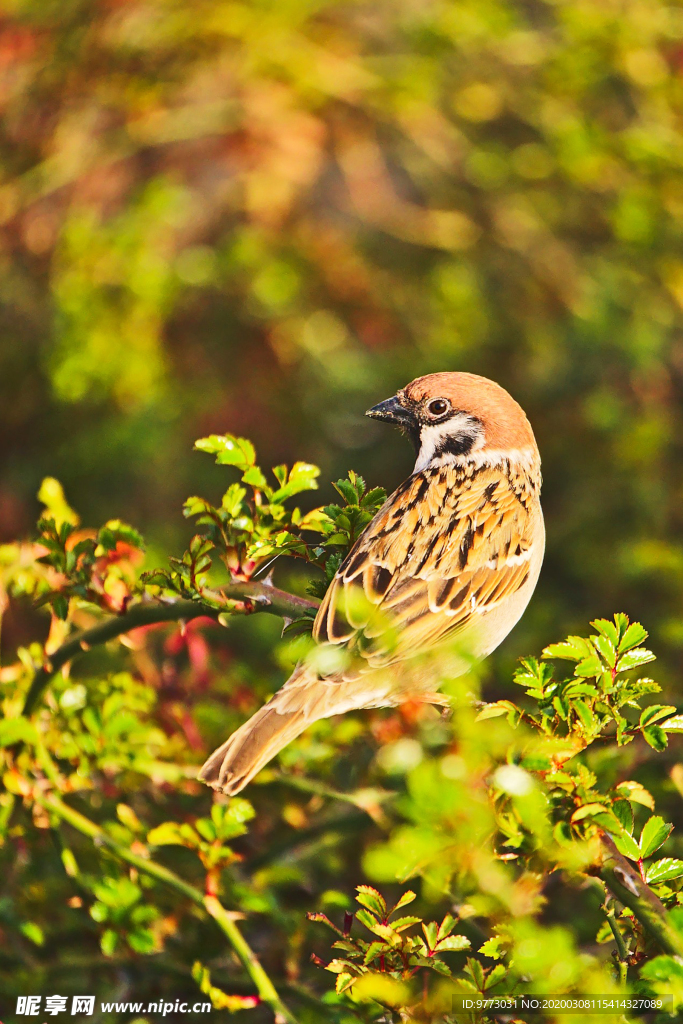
618 621 648 654
640 705 676 728
617 647 656 672
645 858 683 884
389 916 421 932
570 802 610 823
642 724 668 751
128 927 156 954
390 890 416 915
660 714 683 733
611 830 642 861
271 462 320 503
424 956 452 976
575 653 605 677
147 822 187 847
479 937 505 960
484 963 508 989
422 921 439 950
612 800 634 835
592 634 616 668
20 921 45 946
100 929 118 956
542 637 593 662
356 885 387 919
242 465 268 489
195 434 256 470
436 934 471 952
476 701 514 721
591 618 620 648
640 954 683 984
639 816 673 858
465 957 485 989
572 699 596 733
615 780 655 809
437 914 456 940
363 941 387 965
0 717 37 746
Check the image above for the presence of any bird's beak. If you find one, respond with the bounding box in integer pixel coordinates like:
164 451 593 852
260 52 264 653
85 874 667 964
365 395 416 429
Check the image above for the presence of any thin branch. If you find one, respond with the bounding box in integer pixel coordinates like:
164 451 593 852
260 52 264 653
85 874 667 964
22 582 318 716
34 790 299 1024
598 834 683 958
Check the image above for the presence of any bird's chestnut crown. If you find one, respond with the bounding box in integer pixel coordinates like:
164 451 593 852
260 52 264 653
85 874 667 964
366 371 538 474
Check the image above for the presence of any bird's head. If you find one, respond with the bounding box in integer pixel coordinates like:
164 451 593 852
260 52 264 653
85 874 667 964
366 371 538 473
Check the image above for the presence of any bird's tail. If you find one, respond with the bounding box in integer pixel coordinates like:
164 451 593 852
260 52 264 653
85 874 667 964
198 702 309 794
198 662 394 795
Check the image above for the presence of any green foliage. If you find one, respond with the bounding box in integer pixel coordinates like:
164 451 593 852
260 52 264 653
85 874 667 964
309 885 471 999
306 472 387 601
6 465 683 1023
4 0 683 1015
142 432 323 592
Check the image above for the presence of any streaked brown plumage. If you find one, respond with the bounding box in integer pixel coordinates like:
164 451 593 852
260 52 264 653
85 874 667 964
199 372 544 794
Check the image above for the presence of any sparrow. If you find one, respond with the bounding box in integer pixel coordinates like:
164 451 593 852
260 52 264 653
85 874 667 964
199 372 544 794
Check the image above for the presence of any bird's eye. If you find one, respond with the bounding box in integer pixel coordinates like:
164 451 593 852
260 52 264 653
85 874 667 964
426 398 450 418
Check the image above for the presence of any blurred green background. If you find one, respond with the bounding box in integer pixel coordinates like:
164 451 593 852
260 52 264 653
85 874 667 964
2 0 683 687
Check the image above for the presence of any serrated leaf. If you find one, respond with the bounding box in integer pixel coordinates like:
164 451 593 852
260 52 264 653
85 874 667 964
612 799 634 835
661 714 683 733
390 890 416 915
194 434 255 468
645 859 683 884
642 724 668 751
611 830 642 861
592 634 617 668
542 637 593 662
326 958 354 975
484 963 508 989
389 916 421 932
618 622 648 654
465 957 485 988
242 466 268 489
422 921 439 950
573 699 596 733
479 937 505 960
355 909 393 940
575 653 605 677
617 648 656 672
424 957 452 976
640 705 676 728
476 702 511 721
436 934 471 952
336 971 356 995
363 941 386 965
271 462 320 503
356 885 387 919
639 816 673 858
591 618 620 648
437 914 456 940
571 803 610 823
615 780 655 809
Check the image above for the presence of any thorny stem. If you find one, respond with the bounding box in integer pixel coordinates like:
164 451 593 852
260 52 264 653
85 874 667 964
598 835 683 958
33 790 299 1024
604 906 629 963
22 582 318 717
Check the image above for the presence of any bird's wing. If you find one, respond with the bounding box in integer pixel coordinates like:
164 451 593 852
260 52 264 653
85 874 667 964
312 461 540 666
